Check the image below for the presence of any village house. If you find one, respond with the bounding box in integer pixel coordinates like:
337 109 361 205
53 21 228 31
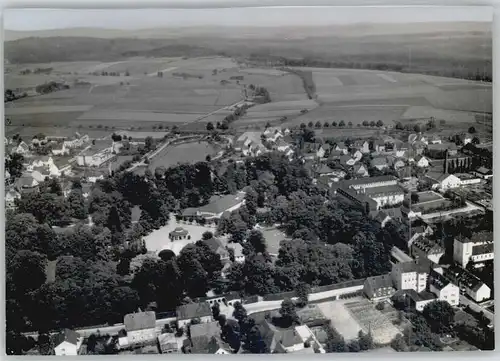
51 142 70 156
328 149 345 160
352 163 369 177
453 232 494 268
203 237 230 262
391 259 432 293
370 156 389 171
415 155 430 168
334 143 349 155
176 302 213 329
350 149 363 161
430 135 442 144
263 127 283 143
15 174 40 194
234 132 260 152
443 265 491 302
407 225 435 247
387 156 405 171
5 188 21 209
406 290 438 312
76 140 116 167
169 227 190 241
410 236 445 264
119 311 157 347
373 140 386 153
353 140 370 154
53 329 82 356
424 171 461 191
411 141 426 155
428 270 460 306
275 138 291 153
63 134 90 148
363 274 395 301
226 243 245 263
339 155 357 167
313 164 335 178
373 207 402 228
10 141 30 155
316 143 330 158
459 134 472 145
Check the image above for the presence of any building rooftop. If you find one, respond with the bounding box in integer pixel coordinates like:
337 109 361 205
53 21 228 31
371 157 388 167
472 243 493 256
176 302 212 320
202 237 226 254
170 227 189 236
365 274 393 290
475 167 492 175
393 258 431 274
429 270 453 290
364 184 405 197
54 329 80 347
456 231 493 245
226 242 244 258
342 175 397 188
197 192 245 215
190 321 220 340
124 311 156 332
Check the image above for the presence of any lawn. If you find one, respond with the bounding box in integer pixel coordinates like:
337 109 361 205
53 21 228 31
317 298 363 341
416 191 444 203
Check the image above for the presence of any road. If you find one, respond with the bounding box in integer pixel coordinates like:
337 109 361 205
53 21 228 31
459 295 494 322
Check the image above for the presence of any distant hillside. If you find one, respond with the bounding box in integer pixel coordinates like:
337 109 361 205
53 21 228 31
4 22 491 80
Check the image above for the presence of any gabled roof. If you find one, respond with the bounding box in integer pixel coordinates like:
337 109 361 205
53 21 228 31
393 258 431 274
176 302 212 320
456 231 493 245
329 150 345 158
429 269 454 291
374 140 385 146
475 167 492 175
124 311 156 332
203 237 226 254
190 321 220 340
54 329 80 346
227 242 244 258
170 227 188 236
365 274 393 290
315 164 334 175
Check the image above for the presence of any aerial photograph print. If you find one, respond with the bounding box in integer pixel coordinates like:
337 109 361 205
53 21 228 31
3 3 494 355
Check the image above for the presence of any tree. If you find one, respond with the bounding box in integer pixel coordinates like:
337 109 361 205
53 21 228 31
370 120 376 127
232 302 248 323
5 153 24 179
212 302 221 320
395 121 403 130
315 121 322 128
376 120 384 127
362 120 369 127
295 282 310 306
300 123 306 129
339 120 346 127
468 126 476 134
202 231 214 240
358 330 374 350
158 249 176 262
348 121 353 127
206 122 214 131
325 326 348 352
472 137 480 145
332 121 338 127
347 339 360 352
144 136 155 152
307 121 314 128
391 333 408 351
324 121 330 128
247 230 266 254
413 124 421 133
410 192 420 203
279 298 299 327
422 300 456 334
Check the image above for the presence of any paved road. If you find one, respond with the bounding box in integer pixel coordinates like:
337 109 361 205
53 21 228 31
459 295 494 322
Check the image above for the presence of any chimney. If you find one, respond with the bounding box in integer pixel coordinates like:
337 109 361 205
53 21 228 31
444 150 449 174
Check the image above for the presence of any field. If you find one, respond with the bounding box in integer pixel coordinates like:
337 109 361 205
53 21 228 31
5 55 491 140
416 191 444 203
281 67 491 133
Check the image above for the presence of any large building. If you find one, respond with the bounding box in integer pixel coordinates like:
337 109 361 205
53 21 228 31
53 329 82 356
363 274 395 301
453 232 494 268
391 259 432 293
410 236 445 264
180 192 246 221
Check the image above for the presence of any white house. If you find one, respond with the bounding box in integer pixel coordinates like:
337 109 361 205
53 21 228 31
410 237 444 264
428 271 460 306
5 189 21 209
453 232 493 268
51 142 70 156
316 144 330 159
28 157 61 177
227 243 245 263
87 174 105 183
425 172 461 191
443 265 491 303
415 155 430 168
351 149 363 161
276 138 291 153
407 290 437 312
371 157 389 171
391 259 431 293
352 164 369 178
335 144 349 155
10 141 30 155
364 185 405 209
53 329 82 356
121 311 157 347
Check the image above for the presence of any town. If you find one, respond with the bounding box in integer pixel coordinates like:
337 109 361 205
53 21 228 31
3 7 494 356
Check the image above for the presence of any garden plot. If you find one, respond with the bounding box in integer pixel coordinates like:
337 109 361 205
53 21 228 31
344 299 401 345
317 299 363 341
77 110 201 123
5 105 92 115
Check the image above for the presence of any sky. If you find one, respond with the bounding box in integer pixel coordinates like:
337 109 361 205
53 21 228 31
3 6 493 31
